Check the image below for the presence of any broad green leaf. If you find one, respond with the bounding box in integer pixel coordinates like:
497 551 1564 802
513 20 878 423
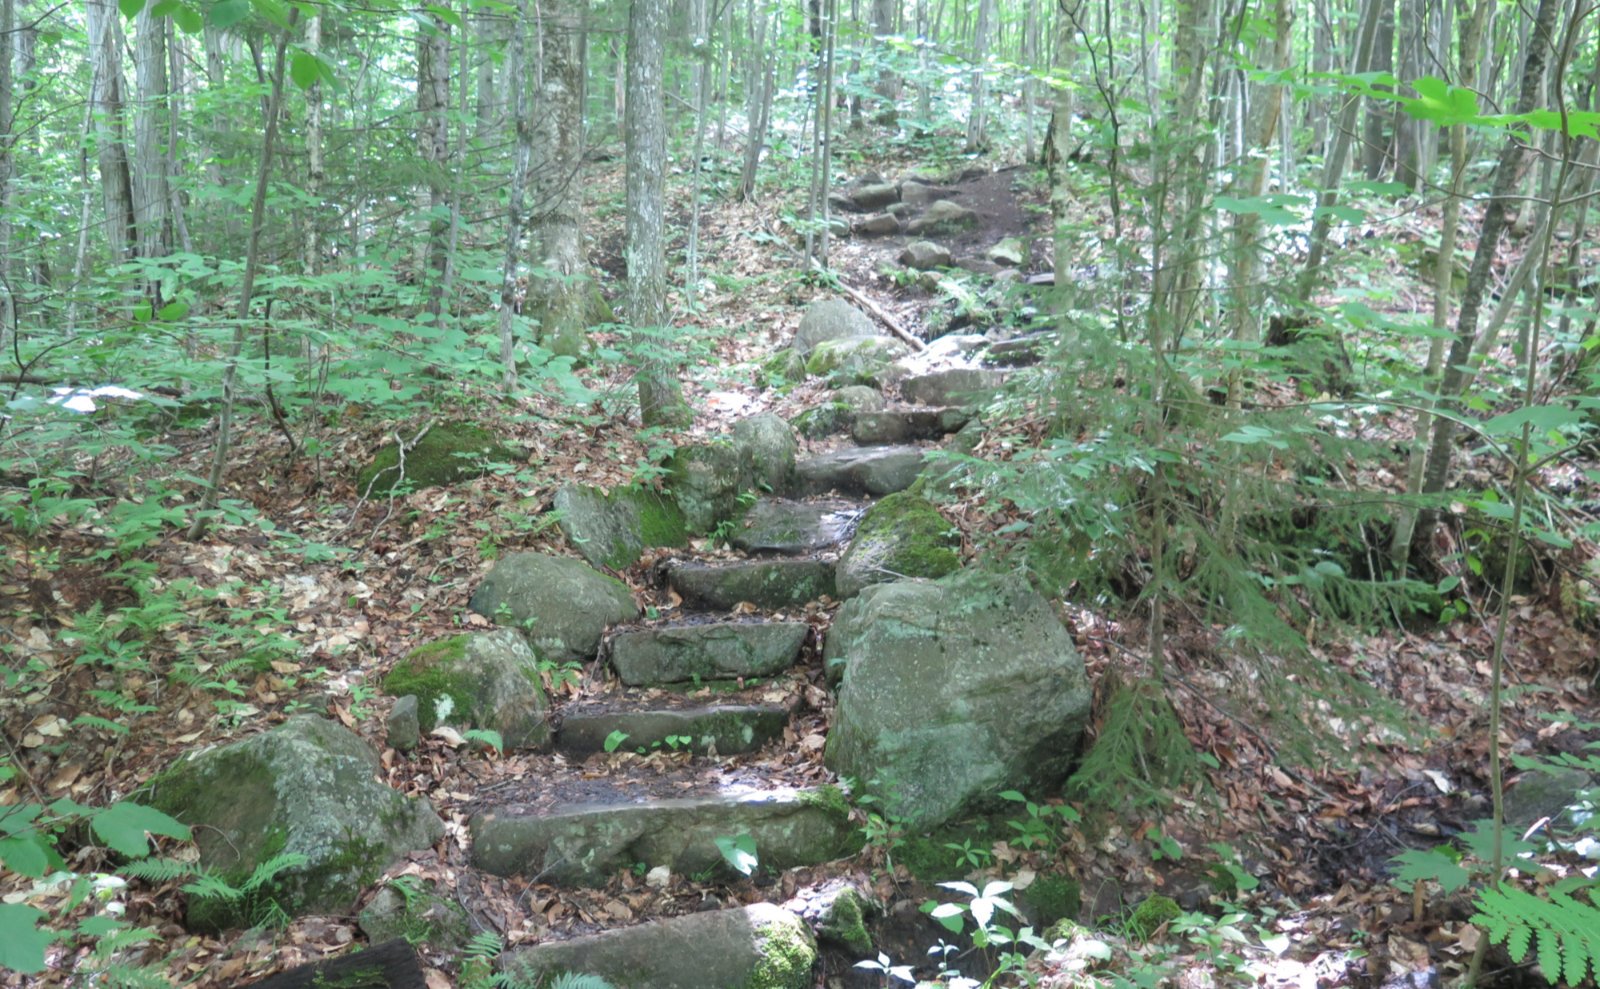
209 0 250 28
78 915 125 937
156 300 190 321
0 903 54 973
1313 204 1366 223
425 4 462 26
119 0 147 17
1483 405 1586 436
290 52 320 89
173 2 204 31
0 835 50 877
1214 194 1307 226
1389 847 1471 893
250 0 289 27
1346 180 1410 196
93 802 191 858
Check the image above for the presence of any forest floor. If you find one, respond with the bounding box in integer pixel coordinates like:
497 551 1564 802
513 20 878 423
3 142 1599 989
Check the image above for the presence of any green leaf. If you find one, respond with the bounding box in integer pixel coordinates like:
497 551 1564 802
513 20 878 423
290 52 320 89
1483 405 1586 436
118 0 147 17
92 802 191 858
209 0 249 27
713 833 758 876
1214 194 1308 226
250 0 289 27
0 835 51 877
172 2 204 31
1388 847 1471 893
0 903 55 973
156 300 191 321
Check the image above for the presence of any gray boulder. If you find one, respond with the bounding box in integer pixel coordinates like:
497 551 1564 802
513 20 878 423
907 200 978 235
734 413 798 495
386 695 421 752
554 484 687 570
836 385 887 412
987 238 1027 266
382 629 551 751
823 571 1091 828
901 368 1005 407
668 440 746 534
852 409 970 445
856 213 902 236
852 182 900 210
355 421 515 497
899 241 952 270
794 299 878 358
834 492 961 598
790 403 852 440
665 559 838 610
469 553 638 664
899 180 955 206
145 716 445 931
805 336 911 387
794 446 929 497
611 620 809 685
503 904 817 989
727 499 860 554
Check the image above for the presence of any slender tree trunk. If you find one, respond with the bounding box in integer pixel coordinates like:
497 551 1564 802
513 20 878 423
965 0 993 151
305 10 324 275
0 0 14 355
737 0 773 201
629 0 690 426
87 0 135 260
499 0 532 393
131 3 171 272
417 10 451 318
1360 0 1394 179
871 0 898 121
475 9 502 140
527 0 591 356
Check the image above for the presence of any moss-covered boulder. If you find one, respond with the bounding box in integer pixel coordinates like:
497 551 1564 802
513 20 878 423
734 414 798 495
805 336 911 387
553 483 687 570
793 298 878 358
468 553 639 664
356 421 517 496
835 492 961 599
759 348 808 386
823 570 1091 829
143 716 445 931
667 440 745 535
383 629 552 751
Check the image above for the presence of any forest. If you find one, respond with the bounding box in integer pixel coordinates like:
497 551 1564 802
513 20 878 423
0 0 1598 984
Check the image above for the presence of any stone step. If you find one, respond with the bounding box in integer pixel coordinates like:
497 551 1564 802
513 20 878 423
556 702 787 757
900 367 1005 407
851 408 971 445
664 559 837 610
609 620 809 686
793 445 929 497
502 903 816 989
469 771 860 885
984 330 1056 367
726 498 862 555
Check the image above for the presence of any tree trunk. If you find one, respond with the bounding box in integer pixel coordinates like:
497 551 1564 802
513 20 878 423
737 0 773 201
628 0 690 427
527 0 591 357
87 0 135 260
305 9 324 275
871 0 897 120
0 0 14 354
1360 0 1394 179
131 3 171 269
499 0 532 393
416 10 451 317
965 0 993 151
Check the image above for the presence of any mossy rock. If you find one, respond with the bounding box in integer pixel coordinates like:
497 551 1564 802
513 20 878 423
791 403 853 440
835 491 961 598
759 348 808 386
1021 873 1081 928
804 336 910 387
356 421 517 496
1127 894 1180 940
382 630 551 750
553 483 687 570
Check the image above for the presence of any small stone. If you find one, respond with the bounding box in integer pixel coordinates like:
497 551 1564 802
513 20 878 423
387 695 421 752
987 237 1026 266
646 865 672 888
855 213 901 236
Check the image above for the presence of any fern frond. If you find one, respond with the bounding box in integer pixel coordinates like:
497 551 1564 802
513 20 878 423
465 929 503 961
116 857 203 883
540 974 618 989
1472 882 1600 986
238 852 307 893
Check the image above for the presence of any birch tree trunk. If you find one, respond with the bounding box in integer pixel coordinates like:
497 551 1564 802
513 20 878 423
131 3 171 268
416 10 451 317
965 0 993 151
737 0 773 201
527 0 592 357
499 0 532 393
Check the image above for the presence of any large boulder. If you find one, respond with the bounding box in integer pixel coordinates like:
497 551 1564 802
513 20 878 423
900 241 953 270
553 484 687 570
610 621 809 685
907 200 979 236
823 571 1091 828
382 629 551 751
805 336 911 387
503 904 816 989
794 447 929 497
734 414 798 495
664 559 838 610
468 553 638 664
794 299 878 358
834 492 961 598
355 421 516 497
901 368 1005 407
668 440 746 534
144 716 445 931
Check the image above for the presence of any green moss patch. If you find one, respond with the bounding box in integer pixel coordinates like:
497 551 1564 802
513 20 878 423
356 421 516 496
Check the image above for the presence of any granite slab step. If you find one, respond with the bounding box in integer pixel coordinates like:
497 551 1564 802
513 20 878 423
664 559 838 610
851 408 971 445
793 445 929 497
556 703 787 757
726 498 862 555
469 772 859 885
609 620 809 685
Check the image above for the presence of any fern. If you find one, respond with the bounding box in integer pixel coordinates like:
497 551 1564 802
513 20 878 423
116 857 203 883
1471 880 1600 986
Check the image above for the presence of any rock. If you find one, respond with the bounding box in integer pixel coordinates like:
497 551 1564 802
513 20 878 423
356 421 516 497
987 238 1026 266
794 298 880 359
835 492 961 598
907 200 978 236
358 880 471 952
557 704 787 756
899 241 952 270
664 559 838 610
790 403 852 440
472 780 859 885
823 571 1092 828
946 164 989 183
856 213 902 236
794 446 929 497
925 334 989 357
800 881 878 954
469 553 639 664
887 202 913 218
760 348 808 386
610 621 809 685
992 267 1024 284
386 695 421 752
985 331 1056 367
668 440 745 534
727 499 860 554
144 716 445 931
835 385 887 412
901 368 1005 407
955 257 1002 276
382 630 551 751
827 217 850 239
734 414 798 495
899 180 955 207
916 271 943 293
851 409 970 445
554 484 687 570
1505 767 1600 833
852 182 900 210
502 904 817 989
1027 271 1056 286
805 336 911 387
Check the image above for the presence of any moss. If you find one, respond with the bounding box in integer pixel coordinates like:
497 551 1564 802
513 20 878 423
790 404 852 440
797 784 851 823
894 817 999 882
760 348 807 386
1022 873 1080 928
818 889 872 955
382 636 479 732
1126 894 1180 940
686 709 758 750
355 421 515 496
745 914 817 989
631 489 688 549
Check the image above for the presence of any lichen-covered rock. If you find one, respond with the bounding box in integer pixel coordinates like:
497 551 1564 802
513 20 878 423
794 446 929 497
727 499 858 555
835 385 887 412
901 367 1005 407
610 621 809 685
856 213 902 236
468 553 638 664
355 421 516 496
386 695 421 752
794 298 878 358
502 904 817 989
834 492 961 598
805 336 911 387
907 200 979 236
987 238 1027 267
791 403 852 440
851 182 901 210
382 630 551 751
823 570 1091 828
899 240 952 270
668 440 744 534
735 414 798 495
760 348 808 386
553 483 687 570
664 559 838 610
144 716 445 931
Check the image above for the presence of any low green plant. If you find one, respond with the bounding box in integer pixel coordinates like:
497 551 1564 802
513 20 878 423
919 880 1052 987
603 730 630 753
463 930 619 989
999 790 1081 852
714 833 759 876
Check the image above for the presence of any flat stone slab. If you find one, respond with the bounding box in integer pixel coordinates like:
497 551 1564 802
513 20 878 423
665 559 838 610
610 620 809 685
900 368 1005 407
985 331 1056 367
727 498 862 555
470 780 859 885
794 446 929 497
852 409 970 445
557 704 787 757
502 903 817 989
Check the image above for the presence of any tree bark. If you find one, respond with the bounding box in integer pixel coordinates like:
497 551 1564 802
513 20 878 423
131 2 171 268
527 0 592 357
416 9 451 318
87 0 135 260
499 0 532 393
